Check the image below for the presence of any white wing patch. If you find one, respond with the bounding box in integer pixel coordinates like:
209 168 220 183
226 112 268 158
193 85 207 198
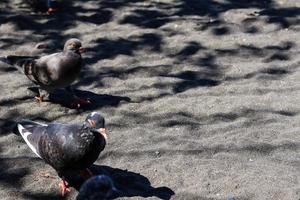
21 120 47 127
91 112 98 117
18 124 41 158
32 121 47 126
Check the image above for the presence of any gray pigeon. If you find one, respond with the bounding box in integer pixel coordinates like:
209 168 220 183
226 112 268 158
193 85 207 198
0 38 90 108
17 112 108 196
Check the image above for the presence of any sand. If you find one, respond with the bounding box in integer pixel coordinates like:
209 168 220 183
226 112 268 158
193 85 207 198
0 0 300 199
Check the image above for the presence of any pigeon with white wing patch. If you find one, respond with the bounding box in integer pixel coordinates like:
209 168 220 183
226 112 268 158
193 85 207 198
17 112 108 197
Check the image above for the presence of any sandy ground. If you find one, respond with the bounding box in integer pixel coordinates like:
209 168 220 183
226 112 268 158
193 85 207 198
0 0 300 199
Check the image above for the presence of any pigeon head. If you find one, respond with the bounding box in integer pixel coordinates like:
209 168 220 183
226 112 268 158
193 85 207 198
77 175 119 200
64 38 85 54
85 112 107 140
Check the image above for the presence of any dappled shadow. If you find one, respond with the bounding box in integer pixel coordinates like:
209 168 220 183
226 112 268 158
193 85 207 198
0 0 299 102
259 7 300 29
111 0 300 35
226 66 291 82
0 155 35 198
0 109 27 135
120 9 171 28
0 1 113 51
0 108 55 135
163 70 221 93
110 108 297 131
1 1 300 199
22 192 63 200
100 142 300 160
85 33 163 65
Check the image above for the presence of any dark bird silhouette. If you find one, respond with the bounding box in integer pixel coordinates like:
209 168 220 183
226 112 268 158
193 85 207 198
77 175 119 200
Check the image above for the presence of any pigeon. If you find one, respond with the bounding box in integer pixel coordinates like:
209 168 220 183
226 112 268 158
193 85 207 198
17 112 108 196
77 175 119 200
0 38 90 108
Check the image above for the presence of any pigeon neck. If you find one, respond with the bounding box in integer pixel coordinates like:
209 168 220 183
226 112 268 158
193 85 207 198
64 49 81 56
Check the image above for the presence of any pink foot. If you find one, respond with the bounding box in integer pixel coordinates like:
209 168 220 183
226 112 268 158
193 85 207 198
59 179 70 197
34 95 45 104
47 8 57 14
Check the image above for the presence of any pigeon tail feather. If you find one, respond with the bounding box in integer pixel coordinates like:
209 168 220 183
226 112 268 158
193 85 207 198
17 123 42 158
4 55 37 67
0 56 8 63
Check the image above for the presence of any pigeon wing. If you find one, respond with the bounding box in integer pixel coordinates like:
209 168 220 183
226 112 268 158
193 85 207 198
17 121 48 158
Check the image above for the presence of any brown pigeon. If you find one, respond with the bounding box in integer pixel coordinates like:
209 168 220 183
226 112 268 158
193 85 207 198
0 38 90 108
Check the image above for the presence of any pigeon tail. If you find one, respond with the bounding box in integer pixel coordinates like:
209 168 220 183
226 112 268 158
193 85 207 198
0 56 41 82
17 123 42 158
3 55 37 67
0 56 8 63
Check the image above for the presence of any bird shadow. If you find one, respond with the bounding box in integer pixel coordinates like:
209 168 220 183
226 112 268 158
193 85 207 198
28 87 131 110
95 165 175 200
65 165 175 200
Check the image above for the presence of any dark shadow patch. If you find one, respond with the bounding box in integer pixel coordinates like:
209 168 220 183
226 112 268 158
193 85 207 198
22 192 63 200
264 53 290 62
176 41 206 60
173 79 220 93
120 9 171 28
260 68 289 75
259 7 300 29
85 33 163 65
212 26 231 36
0 167 29 188
88 165 175 200
160 70 221 93
48 89 131 110
0 66 18 72
80 10 113 25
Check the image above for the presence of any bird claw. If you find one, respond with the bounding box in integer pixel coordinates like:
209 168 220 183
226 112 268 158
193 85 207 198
70 98 91 108
34 96 44 104
47 8 57 14
59 180 70 197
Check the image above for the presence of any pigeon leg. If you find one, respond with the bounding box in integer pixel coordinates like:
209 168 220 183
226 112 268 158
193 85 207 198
34 95 45 104
35 88 50 104
79 168 93 179
65 86 91 108
59 178 70 197
47 0 57 14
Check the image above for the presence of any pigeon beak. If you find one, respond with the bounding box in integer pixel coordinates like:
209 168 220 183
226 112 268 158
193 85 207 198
79 47 86 54
98 128 108 140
